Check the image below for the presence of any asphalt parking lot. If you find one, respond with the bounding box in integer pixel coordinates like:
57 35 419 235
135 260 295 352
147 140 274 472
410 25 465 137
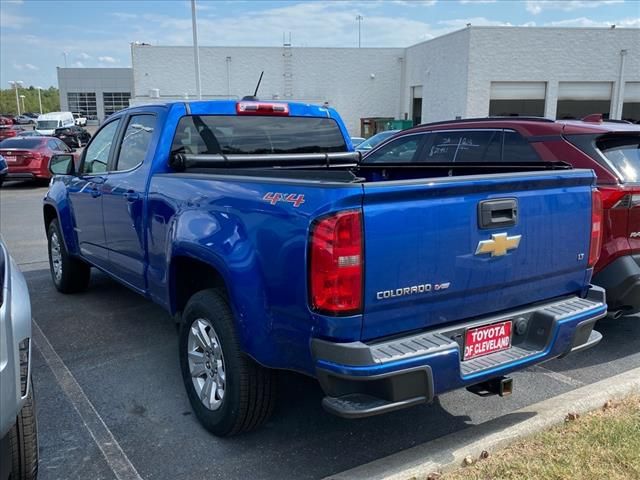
1 182 639 480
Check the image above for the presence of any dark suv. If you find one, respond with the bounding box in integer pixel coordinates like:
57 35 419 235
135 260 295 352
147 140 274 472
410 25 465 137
361 116 639 317
53 125 91 148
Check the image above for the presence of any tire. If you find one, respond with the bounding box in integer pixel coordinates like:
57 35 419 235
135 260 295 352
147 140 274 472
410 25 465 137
47 219 91 293
179 289 277 436
9 379 38 480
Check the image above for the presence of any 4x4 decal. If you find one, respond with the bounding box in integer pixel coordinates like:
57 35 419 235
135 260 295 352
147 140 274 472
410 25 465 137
263 192 305 208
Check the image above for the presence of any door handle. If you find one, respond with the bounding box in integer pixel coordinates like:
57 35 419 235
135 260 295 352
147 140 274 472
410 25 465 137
124 190 140 202
478 198 518 229
89 184 102 198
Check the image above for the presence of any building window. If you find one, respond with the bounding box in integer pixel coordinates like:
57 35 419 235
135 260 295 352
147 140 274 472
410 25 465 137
67 92 97 117
103 92 131 117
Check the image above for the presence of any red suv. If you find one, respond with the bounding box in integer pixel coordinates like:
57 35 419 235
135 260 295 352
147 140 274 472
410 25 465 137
361 117 639 317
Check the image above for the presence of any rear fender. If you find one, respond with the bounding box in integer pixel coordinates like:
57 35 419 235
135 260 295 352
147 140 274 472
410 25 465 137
168 209 273 366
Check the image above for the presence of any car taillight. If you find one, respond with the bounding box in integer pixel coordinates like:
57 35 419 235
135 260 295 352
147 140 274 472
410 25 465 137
599 187 640 209
309 210 363 315
236 101 289 116
25 152 42 163
589 189 603 268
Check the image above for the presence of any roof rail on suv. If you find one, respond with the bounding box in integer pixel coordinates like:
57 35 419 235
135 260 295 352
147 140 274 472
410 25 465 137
414 116 556 129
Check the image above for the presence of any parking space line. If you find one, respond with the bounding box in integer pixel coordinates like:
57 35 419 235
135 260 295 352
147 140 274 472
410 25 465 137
32 320 144 480
529 365 585 388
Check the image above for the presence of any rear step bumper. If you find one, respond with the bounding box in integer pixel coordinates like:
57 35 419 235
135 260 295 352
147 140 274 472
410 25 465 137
313 286 606 419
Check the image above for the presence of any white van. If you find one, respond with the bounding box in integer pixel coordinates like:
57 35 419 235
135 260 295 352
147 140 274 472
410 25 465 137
35 112 75 135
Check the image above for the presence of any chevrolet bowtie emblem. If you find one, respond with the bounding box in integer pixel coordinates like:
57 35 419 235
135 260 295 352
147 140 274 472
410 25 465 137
475 233 521 257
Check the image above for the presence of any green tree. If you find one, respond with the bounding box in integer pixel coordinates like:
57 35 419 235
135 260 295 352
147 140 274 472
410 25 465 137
0 86 60 116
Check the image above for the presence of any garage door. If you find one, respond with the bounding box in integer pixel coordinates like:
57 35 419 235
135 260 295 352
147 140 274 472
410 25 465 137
558 82 612 101
490 82 546 100
624 82 640 102
489 82 546 117
623 82 640 123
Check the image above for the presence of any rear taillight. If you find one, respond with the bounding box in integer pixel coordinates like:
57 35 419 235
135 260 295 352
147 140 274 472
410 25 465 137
236 101 289 116
25 152 42 163
309 210 363 315
589 189 603 268
599 187 640 209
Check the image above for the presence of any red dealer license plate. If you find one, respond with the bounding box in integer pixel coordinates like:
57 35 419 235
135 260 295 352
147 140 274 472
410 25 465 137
463 320 512 361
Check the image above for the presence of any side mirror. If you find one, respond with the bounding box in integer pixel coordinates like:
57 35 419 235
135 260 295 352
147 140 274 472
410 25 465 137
49 154 76 176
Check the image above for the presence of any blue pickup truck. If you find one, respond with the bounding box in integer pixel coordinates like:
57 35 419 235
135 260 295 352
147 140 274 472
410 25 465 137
44 100 607 436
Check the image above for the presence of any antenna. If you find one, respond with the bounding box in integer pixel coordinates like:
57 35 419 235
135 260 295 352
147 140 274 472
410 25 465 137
241 71 265 101
253 71 264 98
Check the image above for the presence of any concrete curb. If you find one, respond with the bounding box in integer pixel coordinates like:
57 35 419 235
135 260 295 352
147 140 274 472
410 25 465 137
326 367 640 480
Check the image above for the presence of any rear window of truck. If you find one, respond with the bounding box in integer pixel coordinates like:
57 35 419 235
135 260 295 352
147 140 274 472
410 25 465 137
171 115 347 155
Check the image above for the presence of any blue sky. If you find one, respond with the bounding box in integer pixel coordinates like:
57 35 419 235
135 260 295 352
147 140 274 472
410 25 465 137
1 0 638 88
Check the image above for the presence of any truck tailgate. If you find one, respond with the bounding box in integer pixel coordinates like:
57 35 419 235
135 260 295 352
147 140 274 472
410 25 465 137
361 170 595 340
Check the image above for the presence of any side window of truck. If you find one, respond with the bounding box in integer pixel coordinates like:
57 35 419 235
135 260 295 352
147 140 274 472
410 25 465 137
114 115 156 171
363 134 425 163
81 119 121 174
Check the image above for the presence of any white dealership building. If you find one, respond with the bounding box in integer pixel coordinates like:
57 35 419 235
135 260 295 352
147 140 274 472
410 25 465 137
59 27 640 134
57 67 133 122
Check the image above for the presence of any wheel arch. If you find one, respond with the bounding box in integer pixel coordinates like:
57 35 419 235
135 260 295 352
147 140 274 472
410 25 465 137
43 203 57 230
43 181 80 255
167 250 277 368
169 255 231 317
42 201 76 254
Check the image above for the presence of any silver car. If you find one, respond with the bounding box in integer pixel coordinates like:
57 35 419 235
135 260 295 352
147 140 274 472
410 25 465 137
0 238 37 480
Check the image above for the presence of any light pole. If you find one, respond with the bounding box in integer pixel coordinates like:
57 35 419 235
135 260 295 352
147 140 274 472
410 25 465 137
356 15 363 48
36 86 43 114
8 80 24 115
62 51 68 68
19 95 26 114
191 0 202 100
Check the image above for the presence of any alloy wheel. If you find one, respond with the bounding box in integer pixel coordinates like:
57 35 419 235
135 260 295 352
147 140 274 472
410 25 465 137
50 231 62 282
187 318 226 411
